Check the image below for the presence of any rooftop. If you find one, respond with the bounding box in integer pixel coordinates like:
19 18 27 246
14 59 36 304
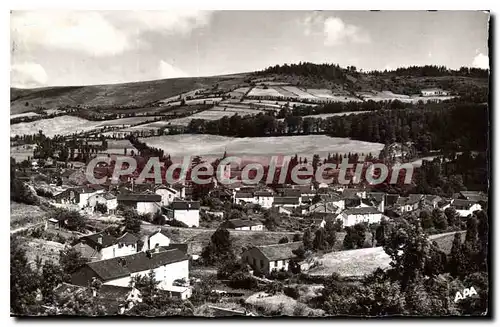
171 200 200 210
85 249 189 281
255 241 302 261
343 206 381 215
117 193 162 203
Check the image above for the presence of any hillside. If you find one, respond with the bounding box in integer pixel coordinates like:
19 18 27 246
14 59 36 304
10 63 488 116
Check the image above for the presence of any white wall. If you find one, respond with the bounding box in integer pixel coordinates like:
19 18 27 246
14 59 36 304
257 196 274 208
115 244 137 257
101 245 118 260
269 259 289 274
148 232 171 250
136 202 160 215
156 189 177 206
107 198 118 211
250 225 264 231
342 213 382 227
457 204 482 217
174 209 200 227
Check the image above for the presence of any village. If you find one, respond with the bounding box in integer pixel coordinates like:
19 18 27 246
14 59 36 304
10 150 488 316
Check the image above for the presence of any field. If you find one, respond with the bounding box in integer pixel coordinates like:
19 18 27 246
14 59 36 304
11 144 35 162
10 115 103 137
247 86 284 98
140 225 296 255
18 237 65 266
103 139 138 155
99 116 163 127
281 86 315 99
245 292 324 316
142 134 385 159
11 112 40 119
11 202 47 230
308 231 465 277
359 90 456 103
167 106 264 126
301 111 370 119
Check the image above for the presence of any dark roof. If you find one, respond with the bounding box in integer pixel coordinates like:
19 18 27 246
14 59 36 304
255 242 302 261
408 194 424 203
222 219 264 229
281 188 301 197
458 191 487 202
343 206 380 215
254 190 274 197
385 194 400 206
159 243 188 254
452 199 478 209
171 200 200 210
149 229 171 238
117 232 139 244
103 192 117 200
342 188 364 199
117 193 162 203
234 192 253 198
85 249 189 281
79 232 118 249
367 192 385 202
273 196 300 205
308 202 338 214
61 169 76 178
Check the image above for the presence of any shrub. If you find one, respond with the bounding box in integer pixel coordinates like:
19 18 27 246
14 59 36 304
228 271 258 290
166 219 189 228
284 286 300 299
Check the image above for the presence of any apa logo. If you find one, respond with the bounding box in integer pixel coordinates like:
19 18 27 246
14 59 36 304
454 287 478 302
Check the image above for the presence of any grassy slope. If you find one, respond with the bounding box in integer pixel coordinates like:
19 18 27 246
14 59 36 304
11 74 249 115
308 231 465 277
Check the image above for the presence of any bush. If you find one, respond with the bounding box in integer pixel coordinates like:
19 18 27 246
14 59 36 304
95 203 107 214
166 219 189 228
267 269 292 281
284 286 300 299
228 271 259 290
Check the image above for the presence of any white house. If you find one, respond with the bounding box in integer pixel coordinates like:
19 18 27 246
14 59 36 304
171 200 200 227
452 199 482 218
88 192 118 214
273 196 301 208
421 88 449 97
254 190 274 208
234 191 257 205
155 186 179 206
72 231 137 261
221 219 265 231
143 229 171 251
71 248 191 299
117 194 162 215
340 207 382 227
241 242 302 274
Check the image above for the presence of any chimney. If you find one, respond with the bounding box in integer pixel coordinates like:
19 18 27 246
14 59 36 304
146 250 152 258
180 186 186 199
98 236 103 244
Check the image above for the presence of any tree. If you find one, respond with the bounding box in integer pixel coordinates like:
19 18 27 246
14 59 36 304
293 233 302 242
95 202 107 214
432 209 448 231
324 219 337 249
263 210 279 231
11 238 40 315
313 227 328 251
40 261 64 303
201 228 235 266
53 209 86 232
419 210 433 230
121 208 142 234
59 246 89 278
302 228 314 251
279 236 289 244
343 227 355 250
447 232 464 277
444 207 459 228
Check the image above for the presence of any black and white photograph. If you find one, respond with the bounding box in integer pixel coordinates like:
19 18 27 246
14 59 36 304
9 8 491 318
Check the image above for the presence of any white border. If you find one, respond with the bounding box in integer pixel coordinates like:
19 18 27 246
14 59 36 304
2 1 497 326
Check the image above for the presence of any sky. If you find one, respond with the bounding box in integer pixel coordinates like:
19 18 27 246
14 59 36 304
10 10 490 88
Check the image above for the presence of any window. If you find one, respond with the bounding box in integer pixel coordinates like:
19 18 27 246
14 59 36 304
275 260 279 267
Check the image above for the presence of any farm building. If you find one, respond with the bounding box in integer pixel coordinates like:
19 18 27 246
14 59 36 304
220 219 265 231
241 242 302 274
72 231 139 261
170 200 200 227
71 248 191 299
88 192 118 214
451 199 482 218
254 190 275 208
420 88 449 97
117 193 162 215
307 201 341 218
155 186 180 206
273 196 301 208
340 207 382 227
142 228 171 251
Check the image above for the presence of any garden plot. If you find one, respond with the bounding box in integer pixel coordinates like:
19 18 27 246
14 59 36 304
302 111 371 119
247 86 284 98
11 115 103 137
280 86 316 99
11 112 40 119
272 86 299 97
11 144 35 162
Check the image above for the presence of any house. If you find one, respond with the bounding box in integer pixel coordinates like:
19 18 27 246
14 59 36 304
454 191 487 203
143 228 171 251
75 186 105 208
340 207 382 227
395 195 421 213
88 192 118 214
385 194 400 208
422 195 442 209
220 219 265 231
155 186 179 206
451 199 482 218
342 188 367 200
254 190 274 208
170 200 200 227
420 88 449 97
117 194 162 215
273 196 301 208
72 232 121 261
234 191 257 205
307 201 340 218
71 248 191 299
367 192 386 212
53 282 142 315
115 232 140 257
241 242 302 274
